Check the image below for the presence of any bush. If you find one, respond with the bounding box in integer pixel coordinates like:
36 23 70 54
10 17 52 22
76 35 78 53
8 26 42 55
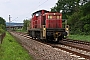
0 28 5 34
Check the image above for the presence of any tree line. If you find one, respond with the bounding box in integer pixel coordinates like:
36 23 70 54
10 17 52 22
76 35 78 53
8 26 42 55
51 0 90 35
0 17 6 33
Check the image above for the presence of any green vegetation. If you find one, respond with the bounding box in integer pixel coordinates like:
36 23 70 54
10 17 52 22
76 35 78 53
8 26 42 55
68 35 90 42
68 2 90 35
51 0 90 35
23 19 30 31
0 28 5 34
0 32 33 60
15 29 27 33
0 17 6 28
0 17 6 34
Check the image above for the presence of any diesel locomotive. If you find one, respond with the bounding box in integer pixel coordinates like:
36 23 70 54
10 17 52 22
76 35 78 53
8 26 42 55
28 10 67 42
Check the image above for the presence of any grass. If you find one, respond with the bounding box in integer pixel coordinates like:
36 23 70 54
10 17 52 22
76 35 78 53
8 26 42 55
15 29 27 33
0 32 33 60
68 35 90 42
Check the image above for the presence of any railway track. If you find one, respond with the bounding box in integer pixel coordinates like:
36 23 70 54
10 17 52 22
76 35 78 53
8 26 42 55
50 44 90 59
46 41 90 59
62 39 90 46
10 31 90 60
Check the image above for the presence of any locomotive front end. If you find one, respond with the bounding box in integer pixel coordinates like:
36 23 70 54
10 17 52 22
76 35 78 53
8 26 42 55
45 12 67 42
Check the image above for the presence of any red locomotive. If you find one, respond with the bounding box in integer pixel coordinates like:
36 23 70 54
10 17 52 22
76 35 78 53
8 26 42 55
28 10 67 42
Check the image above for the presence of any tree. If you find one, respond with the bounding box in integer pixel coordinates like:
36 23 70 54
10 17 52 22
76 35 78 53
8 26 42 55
51 0 80 19
51 0 90 19
23 19 30 31
0 17 6 33
0 17 6 27
51 0 90 35
68 1 90 35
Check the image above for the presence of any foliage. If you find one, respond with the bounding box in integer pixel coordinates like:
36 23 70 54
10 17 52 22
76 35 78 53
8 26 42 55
0 17 6 27
51 0 90 35
0 28 5 34
0 32 33 60
23 19 30 31
68 1 90 35
0 17 6 33
0 24 6 30
68 35 90 42
51 0 81 19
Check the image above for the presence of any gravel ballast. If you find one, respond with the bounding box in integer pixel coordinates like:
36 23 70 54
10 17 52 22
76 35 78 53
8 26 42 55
10 32 85 60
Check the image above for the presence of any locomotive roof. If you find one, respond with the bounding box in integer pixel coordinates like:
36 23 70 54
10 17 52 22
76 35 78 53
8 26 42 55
32 10 49 15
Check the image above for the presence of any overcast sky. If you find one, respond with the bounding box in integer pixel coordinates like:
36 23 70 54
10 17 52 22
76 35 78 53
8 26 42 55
0 0 58 23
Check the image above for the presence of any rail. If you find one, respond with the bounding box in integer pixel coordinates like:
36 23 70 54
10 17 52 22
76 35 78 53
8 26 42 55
10 31 90 59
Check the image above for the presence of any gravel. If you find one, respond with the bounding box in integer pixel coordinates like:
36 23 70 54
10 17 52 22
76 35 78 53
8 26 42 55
10 32 85 60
